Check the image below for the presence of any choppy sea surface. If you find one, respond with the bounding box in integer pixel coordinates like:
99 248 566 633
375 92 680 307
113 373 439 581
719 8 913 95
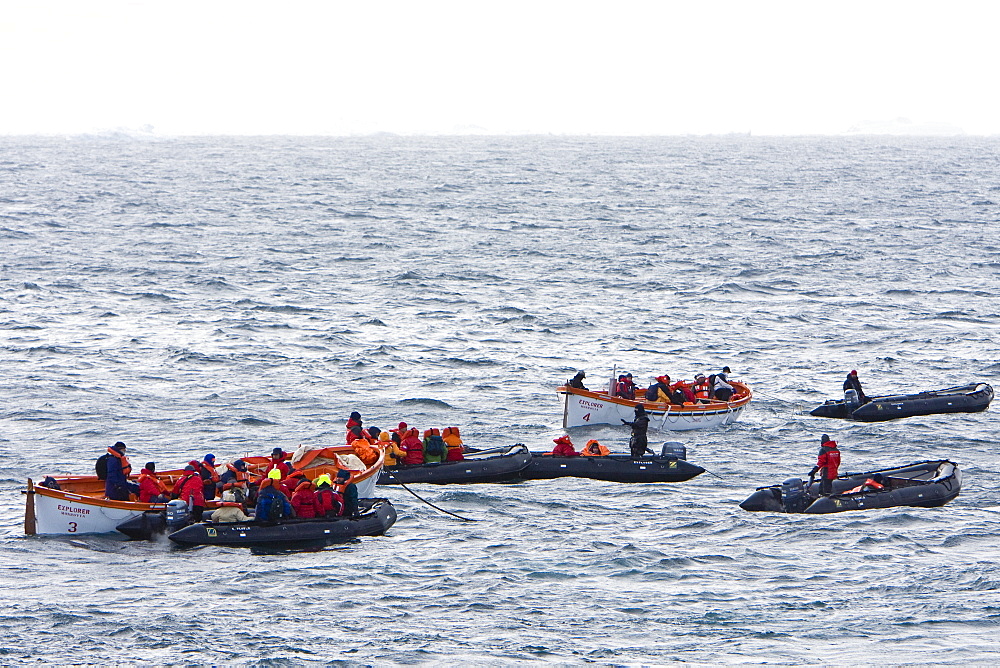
1 134 998 665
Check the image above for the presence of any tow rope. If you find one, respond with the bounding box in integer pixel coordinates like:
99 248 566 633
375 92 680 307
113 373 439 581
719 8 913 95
383 470 479 522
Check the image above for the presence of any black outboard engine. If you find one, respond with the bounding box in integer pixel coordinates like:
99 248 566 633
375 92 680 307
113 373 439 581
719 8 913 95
843 388 861 412
780 477 809 513
660 441 687 460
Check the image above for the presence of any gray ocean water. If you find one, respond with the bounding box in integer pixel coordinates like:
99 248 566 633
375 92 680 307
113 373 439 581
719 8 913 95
1 134 999 665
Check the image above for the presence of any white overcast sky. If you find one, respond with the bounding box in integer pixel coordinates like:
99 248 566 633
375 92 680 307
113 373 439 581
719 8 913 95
1 0 997 136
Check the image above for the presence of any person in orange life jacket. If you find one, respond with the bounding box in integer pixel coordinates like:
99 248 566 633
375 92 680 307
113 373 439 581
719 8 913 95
581 439 610 457
172 464 206 521
137 461 170 503
334 469 359 516
568 370 588 390
281 469 309 497
291 479 321 519
200 453 221 501
104 441 139 501
623 404 652 458
219 459 250 503
345 411 363 444
380 431 407 466
267 447 290 479
549 435 578 457
692 374 712 403
314 473 345 517
211 487 251 523
844 370 868 403
442 426 464 462
809 434 842 496
400 428 425 465
646 376 672 403
713 367 735 402
846 472 886 495
423 428 447 463
255 471 293 522
351 431 380 468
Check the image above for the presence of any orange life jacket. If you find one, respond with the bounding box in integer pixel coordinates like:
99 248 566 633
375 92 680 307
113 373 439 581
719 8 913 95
107 447 132 477
693 379 711 400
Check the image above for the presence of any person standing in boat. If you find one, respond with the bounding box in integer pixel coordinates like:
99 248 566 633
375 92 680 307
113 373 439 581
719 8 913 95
172 463 207 522
104 441 138 501
844 370 868 404
809 434 841 496
567 370 588 390
622 404 652 458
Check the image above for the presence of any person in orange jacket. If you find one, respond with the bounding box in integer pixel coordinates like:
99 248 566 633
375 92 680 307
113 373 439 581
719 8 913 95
442 426 464 462
351 433 380 468
580 440 610 457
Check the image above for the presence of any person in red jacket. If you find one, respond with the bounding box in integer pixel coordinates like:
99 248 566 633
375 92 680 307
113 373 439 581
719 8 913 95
314 474 345 517
137 462 170 503
400 428 425 465
172 464 206 521
549 435 578 457
346 411 363 444
809 434 841 495
291 480 320 519
266 448 290 479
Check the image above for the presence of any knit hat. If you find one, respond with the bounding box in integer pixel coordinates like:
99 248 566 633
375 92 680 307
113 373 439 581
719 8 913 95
315 473 333 487
271 447 283 457
144 462 156 472
350 411 362 421
204 453 215 463
821 434 830 443
184 465 195 471
112 441 126 451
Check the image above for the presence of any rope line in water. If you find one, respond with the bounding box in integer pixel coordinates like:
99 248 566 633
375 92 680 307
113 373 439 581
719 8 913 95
384 470 479 522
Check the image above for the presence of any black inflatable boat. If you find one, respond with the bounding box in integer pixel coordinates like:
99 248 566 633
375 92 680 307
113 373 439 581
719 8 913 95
377 444 531 485
740 460 961 514
518 442 704 483
119 499 395 547
810 383 992 421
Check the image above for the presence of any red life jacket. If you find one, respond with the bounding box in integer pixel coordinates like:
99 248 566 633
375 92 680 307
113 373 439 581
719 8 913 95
291 485 320 519
173 472 205 505
315 487 344 516
137 470 168 502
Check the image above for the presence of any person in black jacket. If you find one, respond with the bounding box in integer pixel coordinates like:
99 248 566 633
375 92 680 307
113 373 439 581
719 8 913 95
843 370 868 403
567 370 588 390
622 404 652 458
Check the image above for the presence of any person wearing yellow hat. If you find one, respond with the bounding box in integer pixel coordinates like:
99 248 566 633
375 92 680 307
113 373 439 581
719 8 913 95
255 469 293 522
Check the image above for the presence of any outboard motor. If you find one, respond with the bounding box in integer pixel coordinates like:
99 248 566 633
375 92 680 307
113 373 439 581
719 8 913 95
843 388 860 411
165 499 191 529
780 477 809 513
660 441 687 460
